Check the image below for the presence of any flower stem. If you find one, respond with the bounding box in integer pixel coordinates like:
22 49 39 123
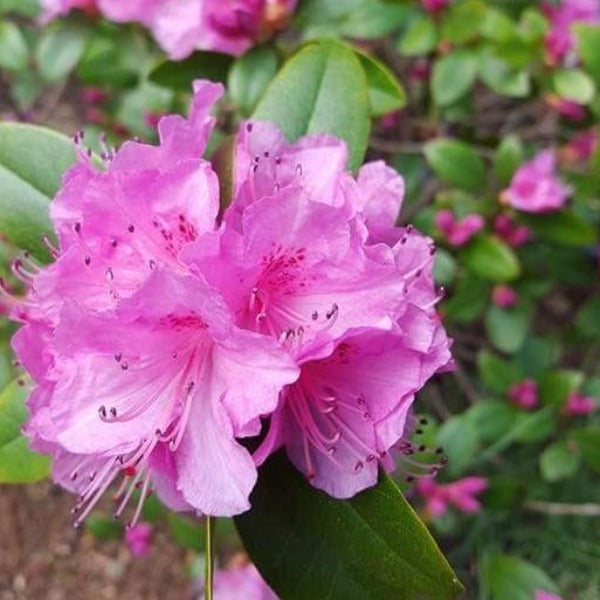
205 515 215 600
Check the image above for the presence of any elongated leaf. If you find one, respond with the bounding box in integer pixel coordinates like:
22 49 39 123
149 51 233 91
0 123 74 260
432 50 478 106
521 210 597 247
460 235 521 282
36 22 89 82
0 380 50 484
253 40 371 171
235 452 463 600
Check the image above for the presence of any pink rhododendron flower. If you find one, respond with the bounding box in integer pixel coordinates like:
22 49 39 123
421 0 451 14
543 0 600 65
183 119 451 498
509 379 538 410
545 94 586 121
125 522 153 557
502 151 570 213
560 129 598 163
493 214 532 247
416 476 487 518
435 209 484 246
81 87 108 105
6 81 298 525
202 564 278 600
563 392 598 415
535 591 563 600
491 285 518 308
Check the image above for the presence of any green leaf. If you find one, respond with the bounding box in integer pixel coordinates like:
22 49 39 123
574 23 600 85
494 135 523 185
540 370 584 406
0 122 75 260
482 554 559 600
442 275 489 323
236 452 463 600
431 50 478 107
228 46 279 117
570 427 600 473
423 138 486 192
479 7 517 42
477 350 522 395
478 52 530 98
86 515 124 541
35 22 88 82
0 380 50 483
254 40 370 171
540 439 581 482
575 297 600 340
440 0 487 44
398 15 438 56
553 68 596 104
0 0 40 17
355 49 407 117
521 210 598 247
460 235 521 282
433 249 457 286
340 0 409 38
436 416 480 476
149 51 233 92
464 400 518 444
484 304 530 354
0 21 28 71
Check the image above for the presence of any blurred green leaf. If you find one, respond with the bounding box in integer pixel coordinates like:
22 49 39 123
340 0 409 38
437 416 480 476
36 22 88 82
553 68 596 104
433 249 457 286
236 452 464 600
570 427 600 473
0 122 75 261
254 40 371 171
479 7 517 42
540 370 584 406
494 135 523 186
521 211 598 247
464 400 518 444
478 52 530 98
431 50 478 107
355 49 407 117
86 515 124 541
574 23 600 85
460 235 521 282
228 46 279 117
398 15 438 56
0 380 50 483
482 554 559 600
575 297 600 340
0 21 28 71
424 138 486 191
485 304 530 354
442 275 489 323
150 51 233 91
168 514 205 551
478 350 522 395
441 0 487 44
540 439 581 482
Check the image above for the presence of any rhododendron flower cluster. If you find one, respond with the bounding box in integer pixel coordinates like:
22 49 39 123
416 476 487 518
6 80 452 524
543 0 600 65
435 209 484 246
502 150 570 213
41 0 297 58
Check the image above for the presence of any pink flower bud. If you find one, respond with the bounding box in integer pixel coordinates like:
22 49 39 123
492 285 518 308
509 379 538 410
563 392 598 416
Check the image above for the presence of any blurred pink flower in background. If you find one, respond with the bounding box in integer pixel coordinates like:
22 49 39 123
125 522 153 557
545 94 586 121
81 87 108 106
421 0 451 14
201 563 277 600
493 215 532 247
491 285 519 309
502 151 570 213
563 392 598 415
560 129 598 163
509 379 539 410
40 0 98 21
543 0 600 65
535 590 563 600
435 209 484 246
417 476 487 518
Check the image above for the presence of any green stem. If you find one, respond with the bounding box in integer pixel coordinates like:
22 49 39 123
205 515 215 600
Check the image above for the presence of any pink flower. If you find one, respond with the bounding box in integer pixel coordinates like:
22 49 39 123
535 591 563 600
491 285 518 308
560 130 598 163
544 0 600 65
204 564 277 600
563 392 598 415
7 81 299 524
81 87 108 105
417 476 487 518
40 0 97 21
502 151 570 213
421 0 450 14
435 209 484 246
379 110 402 130
508 379 538 410
408 60 431 82
493 214 532 247
545 94 586 121
125 522 153 557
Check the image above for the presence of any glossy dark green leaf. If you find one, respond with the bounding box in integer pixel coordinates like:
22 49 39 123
355 49 407 117
0 122 75 260
149 51 233 92
0 380 50 483
236 452 463 600
254 40 370 171
228 45 279 117
431 50 478 107
460 235 521 282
